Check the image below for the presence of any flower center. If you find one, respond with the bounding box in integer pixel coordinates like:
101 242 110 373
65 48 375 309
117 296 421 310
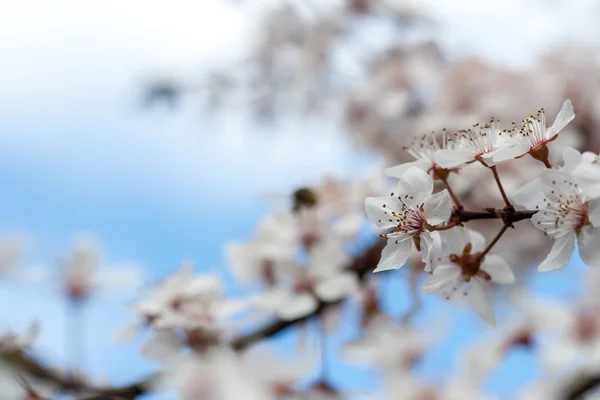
392 207 426 236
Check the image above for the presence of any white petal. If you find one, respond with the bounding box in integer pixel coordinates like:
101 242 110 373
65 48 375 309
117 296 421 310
434 148 475 169
420 232 435 272
114 323 141 342
549 99 575 135
439 228 467 254
141 330 182 362
467 229 486 253
396 167 434 205
424 190 452 225
315 272 359 302
374 238 412 273
422 264 461 295
481 255 514 284
466 279 495 326
538 232 575 272
561 146 582 173
540 169 577 195
276 293 318 321
364 197 397 230
578 227 600 268
332 213 364 240
573 163 600 198
492 143 530 162
512 178 544 210
589 199 600 227
384 159 430 178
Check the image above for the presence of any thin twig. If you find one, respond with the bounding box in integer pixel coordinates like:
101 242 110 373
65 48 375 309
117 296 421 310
490 165 511 208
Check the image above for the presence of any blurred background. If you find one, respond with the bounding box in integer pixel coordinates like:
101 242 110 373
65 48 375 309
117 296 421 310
2 0 600 399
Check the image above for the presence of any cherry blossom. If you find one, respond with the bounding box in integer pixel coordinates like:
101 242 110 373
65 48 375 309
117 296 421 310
384 130 456 180
435 118 503 168
526 170 600 271
255 236 359 321
122 262 248 341
493 99 575 164
226 212 299 287
422 228 515 325
365 167 452 272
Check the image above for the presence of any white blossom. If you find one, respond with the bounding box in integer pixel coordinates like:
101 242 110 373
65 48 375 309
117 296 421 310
385 130 456 179
365 167 452 272
123 262 248 340
226 212 298 287
422 228 514 325
256 237 358 321
435 118 503 168
527 170 600 271
493 99 575 162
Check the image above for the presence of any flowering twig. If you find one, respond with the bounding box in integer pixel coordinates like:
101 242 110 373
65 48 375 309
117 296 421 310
0 206 540 399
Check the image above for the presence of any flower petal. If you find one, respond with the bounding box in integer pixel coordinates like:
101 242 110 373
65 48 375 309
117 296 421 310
589 199 600 227
481 255 514 284
538 232 575 272
424 189 452 225
573 163 600 198
549 99 575 135
141 329 182 362
578 227 600 268
434 148 475 169
364 197 398 230
467 229 486 253
396 167 434 206
492 143 530 162
420 232 435 272
422 264 461 295
562 146 582 173
384 159 431 179
374 238 412 273
276 293 318 321
466 278 495 326
439 227 467 254
512 178 544 210
315 272 359 302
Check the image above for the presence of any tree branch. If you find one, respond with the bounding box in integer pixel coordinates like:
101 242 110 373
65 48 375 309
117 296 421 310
0 207 539 399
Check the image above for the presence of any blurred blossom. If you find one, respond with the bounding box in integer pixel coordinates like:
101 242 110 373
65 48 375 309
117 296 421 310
60 236 145 303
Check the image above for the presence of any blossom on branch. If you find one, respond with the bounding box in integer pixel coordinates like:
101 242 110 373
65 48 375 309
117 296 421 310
384 130 456 180
526 170 600 271
435 118 503 168
493 99 575 164
365 167 452 272
422 228 515 325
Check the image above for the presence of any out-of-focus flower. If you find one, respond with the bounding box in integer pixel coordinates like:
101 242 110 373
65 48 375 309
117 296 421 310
365 167 452 272
525 170 600 271
422 228 514 325
167 345 315 400
61 237 144 303
343 317 430 374
121 262 248 344
257 237 358 321
0 237 27 278
493 99 575 163
0 321 39 353
226 212 299 287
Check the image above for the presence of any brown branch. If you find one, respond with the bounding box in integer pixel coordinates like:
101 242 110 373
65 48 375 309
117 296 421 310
0 207 539 399
561 373 600 400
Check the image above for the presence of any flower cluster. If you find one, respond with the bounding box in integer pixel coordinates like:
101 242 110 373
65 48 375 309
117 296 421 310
366 99 600 325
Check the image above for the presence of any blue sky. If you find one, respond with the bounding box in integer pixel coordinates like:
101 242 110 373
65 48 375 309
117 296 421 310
0 0 597 398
